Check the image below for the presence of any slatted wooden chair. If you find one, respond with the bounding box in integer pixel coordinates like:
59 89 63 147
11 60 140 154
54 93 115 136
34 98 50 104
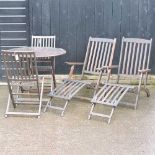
44 37 117 116
89 37 152 123
66 37 117 80
31 35 56 91
2 51 44 118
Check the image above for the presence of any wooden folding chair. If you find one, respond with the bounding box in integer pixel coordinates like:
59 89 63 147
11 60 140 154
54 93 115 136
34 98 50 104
31 35 56 90
44 37 117 116
66 37 117 80
89 37 152 123
2 51 44 118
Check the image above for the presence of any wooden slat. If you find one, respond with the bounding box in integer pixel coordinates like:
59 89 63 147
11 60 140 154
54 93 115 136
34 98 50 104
93 41 101 72
101 85 117 103
97 42 105 71
101 42 108 67
49 80 88 100
146 39 152 69
83 37 116 76
67 82 85 97
51 80 71 95
57 81 77 96
31 36 56 47
119 38 152 76
122 41 128 74
90 41 97 72
134 43 140 74
110 87 126 105
97 85 112 102
130 42 136 74
126 42 132 74
105 86 122 103
142 43 148 70
138 43 144 71
92 83 133 107
86 40 95 71
105 42 112 67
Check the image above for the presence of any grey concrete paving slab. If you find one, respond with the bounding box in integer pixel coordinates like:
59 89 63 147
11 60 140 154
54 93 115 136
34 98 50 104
0 85 155 155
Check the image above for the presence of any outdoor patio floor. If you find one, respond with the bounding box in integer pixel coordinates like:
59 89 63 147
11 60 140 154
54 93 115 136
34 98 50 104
0 85 155 155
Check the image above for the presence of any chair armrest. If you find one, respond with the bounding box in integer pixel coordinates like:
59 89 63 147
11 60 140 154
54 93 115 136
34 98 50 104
138 69 151 73
65 61 84 66
65 62 84 79
96 65 119 71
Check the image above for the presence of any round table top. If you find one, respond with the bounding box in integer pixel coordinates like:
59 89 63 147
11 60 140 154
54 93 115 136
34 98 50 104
9 47 66 58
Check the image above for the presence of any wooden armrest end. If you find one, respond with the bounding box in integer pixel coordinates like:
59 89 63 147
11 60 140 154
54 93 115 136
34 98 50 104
65 61 84 66
138 69 151 73
96 65 119 71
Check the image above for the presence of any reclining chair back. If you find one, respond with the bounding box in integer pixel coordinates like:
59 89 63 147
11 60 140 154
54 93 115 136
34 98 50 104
118 37 152 76
82 37 116 77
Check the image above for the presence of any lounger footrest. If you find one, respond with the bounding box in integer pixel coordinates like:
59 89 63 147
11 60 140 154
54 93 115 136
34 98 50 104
48 79 90 100
91 83 134 107
89 83 135 123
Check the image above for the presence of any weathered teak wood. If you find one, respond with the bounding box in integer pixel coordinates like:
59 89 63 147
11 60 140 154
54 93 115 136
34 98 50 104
31 35 56 90
89 37 152 123
44 37 117 116
89 83 134 124
31 36 56 48
117 37 152 108
44 79 89 116
118 37 152 76
2 51 44 118
66 37 117 79
31 35 56 72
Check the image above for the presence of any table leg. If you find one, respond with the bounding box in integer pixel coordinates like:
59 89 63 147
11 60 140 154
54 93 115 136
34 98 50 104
51 57 56 88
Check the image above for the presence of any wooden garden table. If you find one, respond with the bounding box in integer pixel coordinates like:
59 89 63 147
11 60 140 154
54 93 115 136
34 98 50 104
9 47 66 88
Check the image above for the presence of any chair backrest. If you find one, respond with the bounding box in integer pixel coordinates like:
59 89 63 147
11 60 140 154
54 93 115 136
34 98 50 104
31 35 56 47
82 37 116 75
118 37 152 75
2 51 40 106
2 51 39 82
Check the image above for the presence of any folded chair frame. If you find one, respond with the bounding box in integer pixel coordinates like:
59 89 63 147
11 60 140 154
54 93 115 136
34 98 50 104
2 51 44 118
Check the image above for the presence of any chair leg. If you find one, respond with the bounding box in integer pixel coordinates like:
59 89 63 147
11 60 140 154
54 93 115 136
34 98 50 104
88 103 115 124
116 75 120 84
5 87 18 116
94 72 103 95
5 95 11 118
5 94 41 118
88 103 95 120
135 74 143 110
44 98 69 116
44 98 52 112
143 73 150 97
61 100 69 117
38 77 44 118
108 107 115 124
